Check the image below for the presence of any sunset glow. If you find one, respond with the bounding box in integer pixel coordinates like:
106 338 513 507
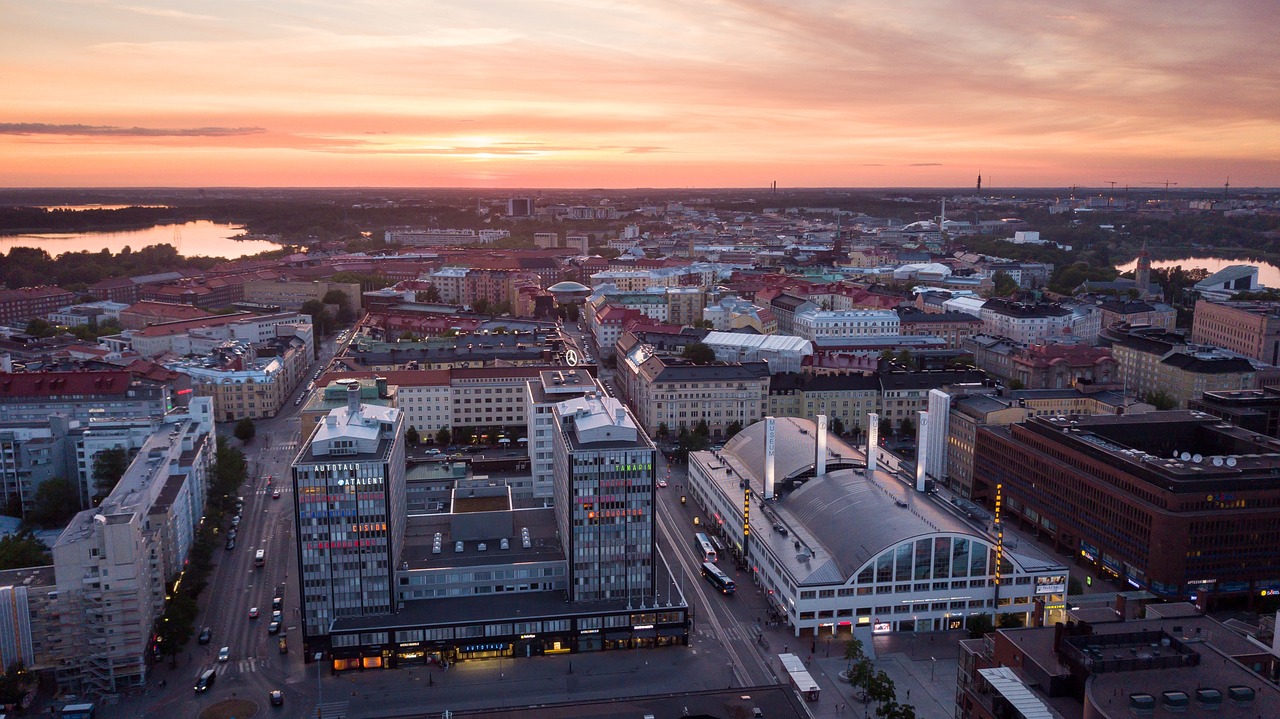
3 0 1278 188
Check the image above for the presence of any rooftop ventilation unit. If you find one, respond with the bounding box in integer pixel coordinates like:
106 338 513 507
454 541 463 553
500 538 509 550
478 543 487 552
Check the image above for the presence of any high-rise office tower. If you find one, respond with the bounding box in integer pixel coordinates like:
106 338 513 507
293 384 405 657
550 393 656 602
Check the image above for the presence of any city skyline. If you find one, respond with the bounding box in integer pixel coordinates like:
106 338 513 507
2 0 1278 189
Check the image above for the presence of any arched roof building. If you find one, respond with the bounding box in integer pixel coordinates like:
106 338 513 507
687 417 1069 638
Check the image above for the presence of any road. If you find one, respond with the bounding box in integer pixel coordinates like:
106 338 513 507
108 337 348 719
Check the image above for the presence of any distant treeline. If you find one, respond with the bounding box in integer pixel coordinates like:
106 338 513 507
0 244 221 291
0 205 184 234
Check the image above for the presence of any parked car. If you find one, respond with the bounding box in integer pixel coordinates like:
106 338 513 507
268 621 281 635
225 539 236 551
272 595 283 610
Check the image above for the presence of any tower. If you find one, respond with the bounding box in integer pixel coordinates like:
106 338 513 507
976 173 982 192
1135 240 1152 299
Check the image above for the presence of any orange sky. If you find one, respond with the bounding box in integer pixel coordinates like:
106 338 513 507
2 0 1278 188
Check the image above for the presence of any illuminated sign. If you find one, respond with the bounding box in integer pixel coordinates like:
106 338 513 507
873 622 891 633
993 483 1003 586
1034 574 1067 595
633 624 654 630
520 634 537 639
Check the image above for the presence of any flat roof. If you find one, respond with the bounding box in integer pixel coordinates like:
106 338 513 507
400 508 562 570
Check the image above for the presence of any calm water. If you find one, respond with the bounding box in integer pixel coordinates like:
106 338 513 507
1114 256 1280 288
0 220 285 260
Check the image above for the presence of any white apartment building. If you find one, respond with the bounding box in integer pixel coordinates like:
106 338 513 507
51 398 215 694
428 267 469 305
979 300 1073 346
792 308 900 341
525 369 600 501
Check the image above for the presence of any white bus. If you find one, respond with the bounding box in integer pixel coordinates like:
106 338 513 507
254 549 265 568
693 532 717 563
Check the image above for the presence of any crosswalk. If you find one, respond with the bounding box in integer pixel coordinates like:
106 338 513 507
317 700 350 719
210 656 266 676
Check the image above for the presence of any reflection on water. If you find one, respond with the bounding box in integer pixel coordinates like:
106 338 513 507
1114 256 1280 288
36 204 168 211
0 220 285 260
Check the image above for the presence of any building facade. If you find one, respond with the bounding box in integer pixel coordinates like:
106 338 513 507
1191 299 1280 366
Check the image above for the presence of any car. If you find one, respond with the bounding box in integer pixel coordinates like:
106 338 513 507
656 479 668 488
218 646 230 662
231 515 241 527
227 529 237 540
225 539 236 550
272 595 283 610
294 397 303 406
272 490 281 499
425 448 442 456
249 607 259 619
269 689 284 706
272 610 283 622
267 621 281 635
198 627 212 644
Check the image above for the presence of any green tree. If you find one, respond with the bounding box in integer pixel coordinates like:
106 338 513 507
866 670 897 712
0 531 51 570
724 421 743 439
895 349 913 366
24 318 56 338
1143 390 1178 410
300 299 333 336
323 289 355 324
898 417 915 438
966 613 995 638
28 477 81 528
992 270 1019 297
0 661 31 707
92 446 131 498
878 416 893 439
998 612 1026 629
422 284 442 303
234 418 257 444
1007 378 1026 390
405 426 420 446
681 342 716 365
656 422 670 439
472 298 492 315
436 427 452 446
830 416 845 436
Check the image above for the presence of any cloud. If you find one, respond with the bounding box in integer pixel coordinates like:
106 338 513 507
909 163 943 167
0 123 266 137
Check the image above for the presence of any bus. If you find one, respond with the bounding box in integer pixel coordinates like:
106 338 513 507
61 703 97 719
254 549 265 567
693 532 717 563
701 562 736 594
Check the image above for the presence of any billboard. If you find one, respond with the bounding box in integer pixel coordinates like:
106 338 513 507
1034 574 1068 595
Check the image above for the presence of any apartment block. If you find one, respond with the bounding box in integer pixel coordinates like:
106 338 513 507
0 286 76 326
1191 299 1280 365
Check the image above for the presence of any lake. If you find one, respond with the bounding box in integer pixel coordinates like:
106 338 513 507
0 220 286 260
1114 256 1280 288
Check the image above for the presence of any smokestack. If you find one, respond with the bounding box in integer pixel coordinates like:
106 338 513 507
815 414 828 477
915 410 929 492
763 416 777 499
346 382 361 414
866 412 880 476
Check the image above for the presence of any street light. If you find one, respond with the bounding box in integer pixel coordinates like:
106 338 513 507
314 651 324 718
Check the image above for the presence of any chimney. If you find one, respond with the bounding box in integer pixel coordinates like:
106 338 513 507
346 382 361 414
375 376 388 398
763 416 777 499
1115 593 1128 621
815 414 828 477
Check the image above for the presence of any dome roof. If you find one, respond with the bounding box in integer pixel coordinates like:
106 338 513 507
547 281 591 293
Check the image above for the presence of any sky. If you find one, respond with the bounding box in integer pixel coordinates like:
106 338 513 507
2 0 1279 189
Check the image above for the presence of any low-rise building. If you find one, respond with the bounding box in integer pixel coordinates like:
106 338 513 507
0 371 171 423
615 345 769 437
897 308 983 348
792 307 900 341
166 335 311 421
0 286 76 326
1111 328 1266 407
701 331 812 374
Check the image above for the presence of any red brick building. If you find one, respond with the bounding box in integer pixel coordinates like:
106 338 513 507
0 286 75 325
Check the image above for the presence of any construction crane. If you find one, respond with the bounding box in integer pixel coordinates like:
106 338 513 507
1144 180 1178 192
1106 181 1117 193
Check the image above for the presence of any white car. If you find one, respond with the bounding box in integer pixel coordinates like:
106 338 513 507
218 646 230 662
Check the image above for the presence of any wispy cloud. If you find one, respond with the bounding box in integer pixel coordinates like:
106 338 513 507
0 123 266 137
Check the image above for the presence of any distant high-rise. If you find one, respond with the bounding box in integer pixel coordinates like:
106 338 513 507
293 384 405 657
507 197 534 217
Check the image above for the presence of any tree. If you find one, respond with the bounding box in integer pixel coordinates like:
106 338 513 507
422 284 442 303
1143 389 1178 410
28 477 80 528
895 349 913 366
830 416 845 436
966 613 995 639
681 342 716 365
234 418 257 444
898 417 915 438
436 427 452 446
878 416 893 439
405 426 420 446
1007 378 1026 390
92 446 131 498
472 298 492 315
323 289 355 324
656 422 670 439
23 318 56 338
998 612 1026 629
866 670 897 711
0 661 30 707
725 421 743 439
300 299 333 336
992 270 1019 297
0 531 51 570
